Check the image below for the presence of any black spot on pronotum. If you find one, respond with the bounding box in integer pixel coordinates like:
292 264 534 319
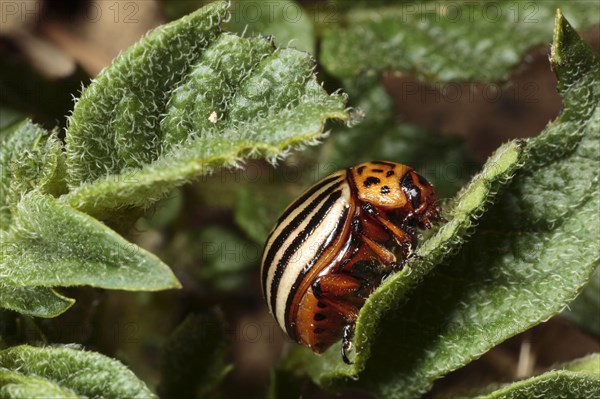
371 169 384 173
401 173 421 209
314 327 325 334
356 166 365 175
386 171 395 177
314 313 326 321
380 185 390 194
363 176 381 188
317 301 326 308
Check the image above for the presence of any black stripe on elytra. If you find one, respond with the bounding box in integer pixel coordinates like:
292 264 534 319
270 190 343 327
283 205 349 339
261 176 342 291
276 175 341 231
371 161 396 168
262 176 340 260
401 173 421 209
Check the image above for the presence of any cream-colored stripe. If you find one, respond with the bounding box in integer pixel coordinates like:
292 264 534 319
262 172 346 315
274 184 351 328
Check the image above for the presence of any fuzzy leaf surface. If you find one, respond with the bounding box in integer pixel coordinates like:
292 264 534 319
0 191 180 292
321 1 600 82
65 1 347 219
290 11 600 399
0 345 155 399
0 284 74 319
453 354 600 399
0 120 65 229
0 370 79 399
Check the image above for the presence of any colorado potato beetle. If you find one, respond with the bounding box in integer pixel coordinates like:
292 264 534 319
261 161 441 363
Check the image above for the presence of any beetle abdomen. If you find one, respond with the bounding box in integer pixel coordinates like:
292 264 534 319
261 171 352 334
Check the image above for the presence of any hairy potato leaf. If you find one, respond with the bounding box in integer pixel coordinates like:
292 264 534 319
65 0 347 220
291 11 600 399
0 191 179 302
454 354 600 399
0 370 78 399
0 121 73 317
321 1 600 82
0 345 155 399
0 285 74 319
0 120 66 229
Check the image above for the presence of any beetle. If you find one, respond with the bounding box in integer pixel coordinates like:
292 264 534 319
261 161 441 363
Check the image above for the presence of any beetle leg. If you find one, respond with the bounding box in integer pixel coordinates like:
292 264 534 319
312 277 360 364
360 234 396 265
312 274 362 321
361 203 413 249
341 323 355 364
312 274 362 301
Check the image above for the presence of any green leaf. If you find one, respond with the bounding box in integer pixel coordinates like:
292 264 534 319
158 312 232 399
563 265 600 337
65 1 347 220
0 285 74 319
1 120 66 229
290 11 600 398
0 191 180 291
0 370 78 399
229 0 315 54
453 354 600 399
0 345 155 399
321 1 600 82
